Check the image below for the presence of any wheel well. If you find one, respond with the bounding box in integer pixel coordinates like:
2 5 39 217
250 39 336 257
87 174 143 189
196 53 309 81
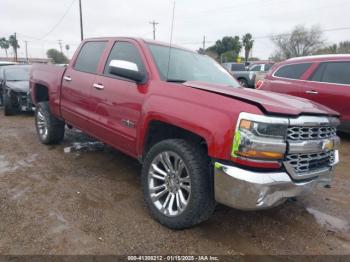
143 121 208 158
34 84 49 103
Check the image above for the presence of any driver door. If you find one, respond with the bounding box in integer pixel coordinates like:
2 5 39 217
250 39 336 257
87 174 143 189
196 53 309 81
88 40 148 157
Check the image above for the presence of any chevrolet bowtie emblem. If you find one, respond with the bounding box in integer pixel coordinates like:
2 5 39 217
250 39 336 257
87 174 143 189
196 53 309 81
322 139 334 151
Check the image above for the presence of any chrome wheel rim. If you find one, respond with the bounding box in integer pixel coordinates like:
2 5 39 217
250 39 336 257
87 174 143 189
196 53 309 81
36 110 48 139
148 151 191 217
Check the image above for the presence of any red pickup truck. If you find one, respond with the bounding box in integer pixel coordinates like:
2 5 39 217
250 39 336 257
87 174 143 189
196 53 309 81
30 37 341 229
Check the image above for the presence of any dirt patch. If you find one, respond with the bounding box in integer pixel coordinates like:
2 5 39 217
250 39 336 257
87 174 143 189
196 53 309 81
0 113 349 255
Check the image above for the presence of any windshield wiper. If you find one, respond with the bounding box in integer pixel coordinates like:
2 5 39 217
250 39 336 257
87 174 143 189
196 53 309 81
166 79 186 83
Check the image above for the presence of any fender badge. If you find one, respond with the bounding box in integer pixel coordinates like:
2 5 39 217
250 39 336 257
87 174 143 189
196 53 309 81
121 119 135 128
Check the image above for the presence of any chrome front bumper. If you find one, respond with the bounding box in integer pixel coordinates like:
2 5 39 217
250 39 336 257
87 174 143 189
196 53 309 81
214 152 339 210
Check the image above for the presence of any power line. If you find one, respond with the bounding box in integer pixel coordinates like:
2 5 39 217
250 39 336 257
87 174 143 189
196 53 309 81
178 26 350 46
39 0 76 40
254 26 350 40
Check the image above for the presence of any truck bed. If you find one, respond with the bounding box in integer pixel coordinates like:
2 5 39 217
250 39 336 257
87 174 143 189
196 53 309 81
30 63 67 117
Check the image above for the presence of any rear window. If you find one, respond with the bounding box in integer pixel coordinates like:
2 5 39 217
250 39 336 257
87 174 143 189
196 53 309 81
274 63 311 79
74 41 107 74
310 62 350 85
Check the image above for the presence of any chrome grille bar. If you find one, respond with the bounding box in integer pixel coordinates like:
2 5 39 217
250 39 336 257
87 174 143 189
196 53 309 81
287 126 337 141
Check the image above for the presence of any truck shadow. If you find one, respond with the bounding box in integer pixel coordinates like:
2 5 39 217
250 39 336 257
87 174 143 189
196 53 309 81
338 131 350 142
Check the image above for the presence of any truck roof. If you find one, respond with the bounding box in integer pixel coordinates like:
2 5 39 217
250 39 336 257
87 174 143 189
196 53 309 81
81 37 196 53
286 54 350 63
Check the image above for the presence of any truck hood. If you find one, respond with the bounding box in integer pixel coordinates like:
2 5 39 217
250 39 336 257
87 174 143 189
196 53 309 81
5 81 29 93
183 81 339 116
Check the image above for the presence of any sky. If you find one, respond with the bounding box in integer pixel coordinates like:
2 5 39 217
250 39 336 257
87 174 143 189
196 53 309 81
0 0 349 60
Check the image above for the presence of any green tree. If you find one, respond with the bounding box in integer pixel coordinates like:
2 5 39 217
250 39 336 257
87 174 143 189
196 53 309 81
8 34 19 61
47 48 69 64
0 38 10 57
207 36 242 62
242 33 254 63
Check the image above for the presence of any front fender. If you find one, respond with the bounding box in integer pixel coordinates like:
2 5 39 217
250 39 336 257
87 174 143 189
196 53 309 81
137 95 236 160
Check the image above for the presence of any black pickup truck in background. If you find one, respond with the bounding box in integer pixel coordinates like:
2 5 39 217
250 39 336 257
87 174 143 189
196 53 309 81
0 64 33 115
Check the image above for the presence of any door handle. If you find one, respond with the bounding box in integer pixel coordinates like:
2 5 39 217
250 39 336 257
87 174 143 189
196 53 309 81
306 90 318 95
64 76 72 82
93 83 105 90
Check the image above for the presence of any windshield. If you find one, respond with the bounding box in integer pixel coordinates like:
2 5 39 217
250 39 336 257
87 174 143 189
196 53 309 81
148 44 240 87
5 67 30 81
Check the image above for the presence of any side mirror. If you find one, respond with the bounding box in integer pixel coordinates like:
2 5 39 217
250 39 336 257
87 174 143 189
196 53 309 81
109 60 145 83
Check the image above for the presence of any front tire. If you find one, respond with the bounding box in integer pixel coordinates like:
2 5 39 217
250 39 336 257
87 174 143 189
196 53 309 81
35 102 65 144
141 139 215 229
238 78 248 88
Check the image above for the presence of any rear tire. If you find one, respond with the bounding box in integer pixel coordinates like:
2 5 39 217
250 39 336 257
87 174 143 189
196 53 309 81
35 102 65 144
4 93 18 116
141 139 215 229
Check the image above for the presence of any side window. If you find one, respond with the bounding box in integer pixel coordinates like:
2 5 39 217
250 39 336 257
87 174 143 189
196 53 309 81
74 41 107 74
104 42 145 77
274 63 311 79
312 62 350 85
309 63 326 82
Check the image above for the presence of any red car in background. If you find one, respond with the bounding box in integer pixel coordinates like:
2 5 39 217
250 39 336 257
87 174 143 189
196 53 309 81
257 55 350 132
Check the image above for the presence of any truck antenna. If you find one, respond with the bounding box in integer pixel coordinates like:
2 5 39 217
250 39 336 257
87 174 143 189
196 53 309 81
166 1 176 81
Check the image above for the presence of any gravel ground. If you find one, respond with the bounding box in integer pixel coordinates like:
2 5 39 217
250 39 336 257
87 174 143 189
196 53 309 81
0 112 349 255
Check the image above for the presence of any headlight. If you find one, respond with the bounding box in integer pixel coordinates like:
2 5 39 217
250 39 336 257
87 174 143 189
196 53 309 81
232 113 288 167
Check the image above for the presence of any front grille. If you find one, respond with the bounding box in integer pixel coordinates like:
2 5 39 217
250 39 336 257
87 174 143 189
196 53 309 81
286 150 334 175
287 126 336 141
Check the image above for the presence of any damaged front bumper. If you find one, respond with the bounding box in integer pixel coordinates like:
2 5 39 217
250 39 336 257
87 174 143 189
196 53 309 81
214 151 339 210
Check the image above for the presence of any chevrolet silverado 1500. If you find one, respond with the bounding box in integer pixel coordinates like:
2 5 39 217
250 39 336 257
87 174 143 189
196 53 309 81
30 37 340 229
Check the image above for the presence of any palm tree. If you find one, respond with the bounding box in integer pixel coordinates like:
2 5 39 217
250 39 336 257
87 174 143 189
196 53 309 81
8 34 20 61
242 33 254 63
0 38 10 57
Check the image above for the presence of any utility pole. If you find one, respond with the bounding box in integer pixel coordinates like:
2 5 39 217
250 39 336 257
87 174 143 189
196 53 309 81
58 40 63 53
149 20 159 40
79 0 84 41
25 41 29 63
202 35 206 50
